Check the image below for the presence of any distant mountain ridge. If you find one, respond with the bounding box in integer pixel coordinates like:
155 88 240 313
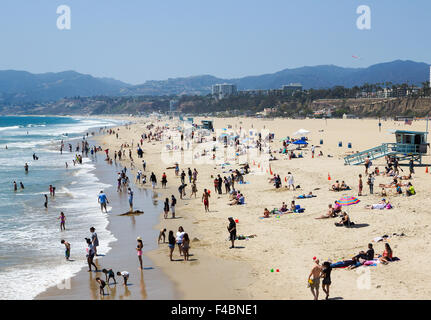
0 60 429 103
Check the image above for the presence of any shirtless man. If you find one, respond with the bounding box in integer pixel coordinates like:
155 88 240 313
315 204 335 219
308 259 322 300
202 189 210 212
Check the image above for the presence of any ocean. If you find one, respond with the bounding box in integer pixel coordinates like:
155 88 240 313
0 116 124 299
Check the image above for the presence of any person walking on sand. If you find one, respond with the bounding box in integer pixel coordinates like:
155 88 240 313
308 259 322 300
171 195 176 219
150 172 157 189
364 156 370 175
128 187 134 212
161 172 167 188
182 233 190 261
191 182 197 198
358 174 363 196
367 174 375 195
136 237 143 269
168 230 175 261
202 189 210 212
176 226 185 256
98 190 109 213
163 198 169 219
61 240 70 260
227 217 236 249
287 172 294 190
321 261 332 300
58 212 66 231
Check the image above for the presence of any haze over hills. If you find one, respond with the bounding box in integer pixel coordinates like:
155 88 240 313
0 60 429 104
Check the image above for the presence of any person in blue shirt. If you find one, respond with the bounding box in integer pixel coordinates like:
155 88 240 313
128 188 134 212
98 190 109 213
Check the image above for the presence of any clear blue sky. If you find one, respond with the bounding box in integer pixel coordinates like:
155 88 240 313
0 0 429 84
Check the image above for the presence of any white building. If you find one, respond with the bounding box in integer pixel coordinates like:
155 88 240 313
212 83 237 99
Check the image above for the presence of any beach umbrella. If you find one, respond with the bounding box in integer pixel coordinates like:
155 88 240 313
335 196 360 206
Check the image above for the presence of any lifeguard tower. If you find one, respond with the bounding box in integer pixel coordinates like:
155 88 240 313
344 130 429 165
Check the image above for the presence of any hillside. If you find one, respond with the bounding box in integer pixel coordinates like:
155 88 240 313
0 60 429 103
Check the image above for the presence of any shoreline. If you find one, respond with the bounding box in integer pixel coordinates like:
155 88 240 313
36 128 177 300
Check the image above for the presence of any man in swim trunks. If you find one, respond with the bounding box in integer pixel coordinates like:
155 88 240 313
98 191 109 213
308 259 322 300
61 240 70 260
202 189 210 212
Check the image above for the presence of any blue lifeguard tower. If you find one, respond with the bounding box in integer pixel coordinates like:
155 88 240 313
344 130 429 165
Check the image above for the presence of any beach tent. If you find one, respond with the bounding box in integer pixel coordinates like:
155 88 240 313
293 129 310 137
292 140 308 145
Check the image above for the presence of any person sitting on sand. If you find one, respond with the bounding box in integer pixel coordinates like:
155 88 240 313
406 182 415 197
280 202 288 212
334 212 354 227
315 204 337 219
381 188 387 197
263 208 270 218
331 180 340 191
290 201 296 212
379 243 393 265
229 193 244 206
333 201 342 214
353 243 375 262
340 181 349 190
374 167 380 176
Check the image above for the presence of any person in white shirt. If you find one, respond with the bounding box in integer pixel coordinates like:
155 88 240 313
116 271 129 286
176 226 185 256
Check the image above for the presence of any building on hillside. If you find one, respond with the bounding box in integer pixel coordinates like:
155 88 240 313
282 83 303 95
263 108 277 116
212 83 237 99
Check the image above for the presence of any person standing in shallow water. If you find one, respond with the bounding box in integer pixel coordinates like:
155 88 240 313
58 212 66 231
44 194 48 208
90 227 99 256
136 237 143 270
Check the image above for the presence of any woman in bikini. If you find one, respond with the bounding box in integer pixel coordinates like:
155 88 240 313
136 237 144 269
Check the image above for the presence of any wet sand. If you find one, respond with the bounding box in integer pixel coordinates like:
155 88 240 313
36 143 177 300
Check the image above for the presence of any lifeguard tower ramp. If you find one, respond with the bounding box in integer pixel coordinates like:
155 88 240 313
344 130 428 165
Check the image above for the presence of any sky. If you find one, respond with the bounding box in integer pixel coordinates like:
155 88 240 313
0 0 430 84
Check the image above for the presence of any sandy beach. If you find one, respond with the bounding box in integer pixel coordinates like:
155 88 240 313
39 116 431 300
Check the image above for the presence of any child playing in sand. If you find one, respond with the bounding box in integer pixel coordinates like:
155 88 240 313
95 277 106 296
158 228 166 243
117 271 129 286
61 240 70 260
102 268 116 284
